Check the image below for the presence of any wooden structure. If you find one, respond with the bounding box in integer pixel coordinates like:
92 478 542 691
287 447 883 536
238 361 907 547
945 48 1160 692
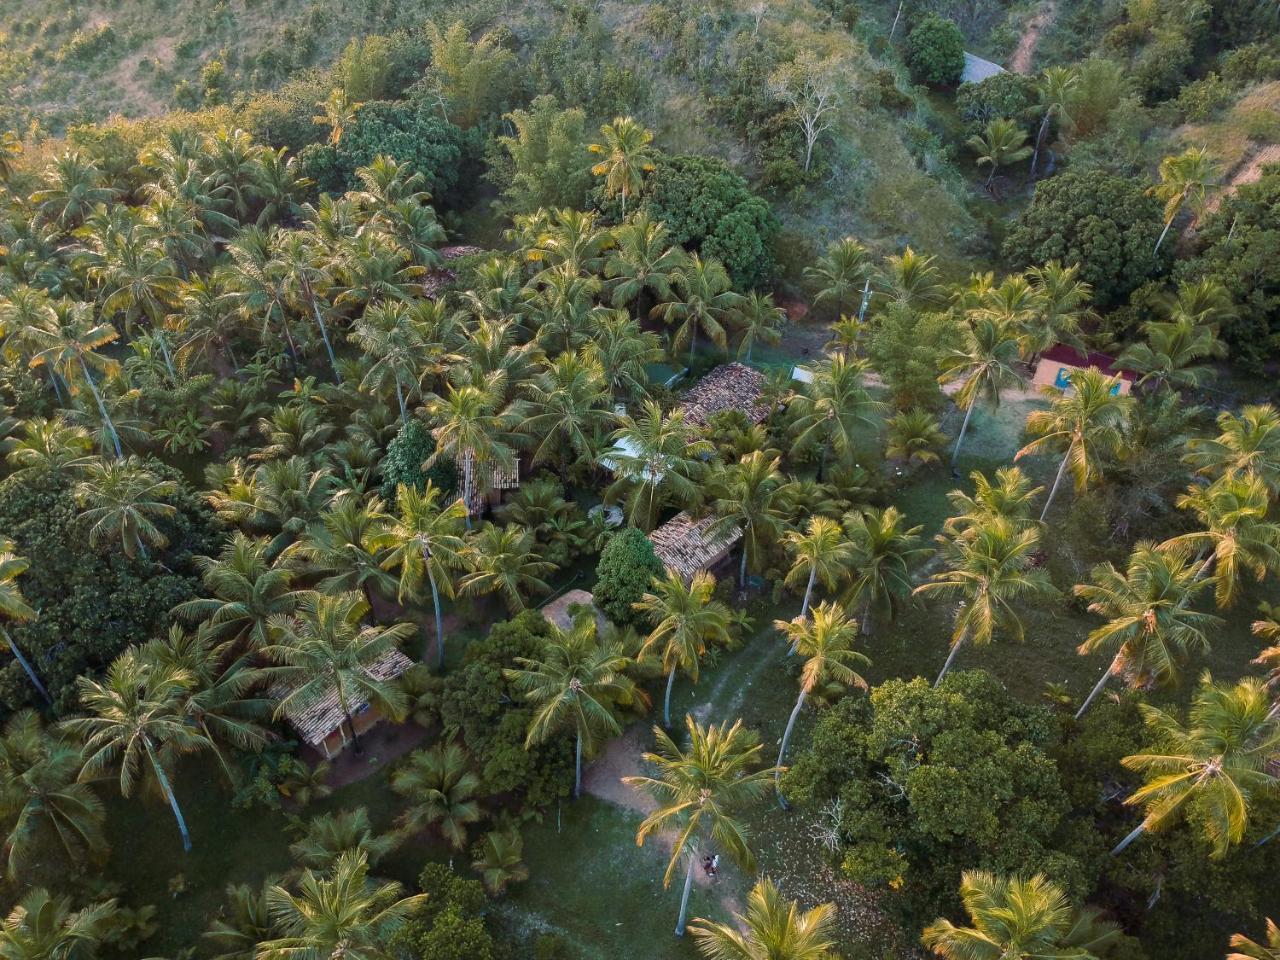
276 648 413 759
647 512 741 583
1033 346 1135 397
460 450 521 517
678 363 769 428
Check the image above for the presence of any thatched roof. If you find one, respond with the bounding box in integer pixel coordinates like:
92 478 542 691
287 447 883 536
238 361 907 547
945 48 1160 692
275 649 413 747
678 363 769 428
460 450 520 515
648 512 741 583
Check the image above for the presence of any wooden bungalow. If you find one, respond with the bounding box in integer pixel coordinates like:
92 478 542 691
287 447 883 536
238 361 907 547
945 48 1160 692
647 511 742 584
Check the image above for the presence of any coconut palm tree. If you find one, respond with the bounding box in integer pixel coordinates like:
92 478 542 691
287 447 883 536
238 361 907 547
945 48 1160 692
1072 542 1221 719
790 353 885 480
286 495 395 611
30 151 118 228
922 870 1118 960
944 467 1043 540
711 452 788 589
805 236 869 318
391 741 482 850
914 518 1056 685
0 889 117 960
263 591 414 756
1151 146 1217 254
1022 260 1092 361
5 417 93 482
1185 405 1280 495
460 524 556 614
472 827 529 895
62 649 210 852
287 807 399 871
604 401 713 531
636 571 733 727
373 483 466 669
1114 674 1280 857
783 516 853 619
736 292 786 362
582 311 665 405
521 353 615 471
0 710 107 879
74 457 178 560
772 603 868 807
1016 368 1133 521
1230 920 1280 960
425 383 520 526
940 315 1026 469
0 131 21 184
877 247 945 309
0 542 51 706
886 409 947 470
1030 66 1080 176
504 613 637 798
689 877 839 960
966 118 1033 188
623 717 777 937
653 255 745 366
257 851 425 960
1164 472 1280 609
1120 316 1225 392
589 116 655 216
605 214 686 313
843 506 928 635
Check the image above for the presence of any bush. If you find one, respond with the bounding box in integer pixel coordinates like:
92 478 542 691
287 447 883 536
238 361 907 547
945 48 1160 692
593 528 664 628
955 72 1037 130
641 154 779 289
379 418 456 502
238 76 330 154
396 863 497 960
1003 171 1164 308
903 14 964 88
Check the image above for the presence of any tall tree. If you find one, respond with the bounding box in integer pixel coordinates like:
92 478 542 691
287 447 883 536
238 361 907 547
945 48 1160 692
1150 146 1217 254
390 741 482 850
782 516 852 619
1185 405 1280 496
653 255 745 366
943 466 1043 540
1230 920 1280 960
74 458 178 560
966 118 1033 188
604 401 712 531
689 877 839 960
588 116 655 216
0 542 51 705
1030 66 1079 177
843 506 928 635
0 889 116 960
459 524 556 614
790 353 884 480
711 452 788 589
939 315 1025 469
804 236 869 319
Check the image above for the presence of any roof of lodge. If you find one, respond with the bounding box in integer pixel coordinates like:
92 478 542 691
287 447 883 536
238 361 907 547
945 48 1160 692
1040 345 1137 382
678 363 769 427
648 511 742 583
275 648 413 746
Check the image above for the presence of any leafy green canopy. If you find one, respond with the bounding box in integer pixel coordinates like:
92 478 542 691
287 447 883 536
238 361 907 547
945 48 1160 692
904 15 965 88
593 527 664 628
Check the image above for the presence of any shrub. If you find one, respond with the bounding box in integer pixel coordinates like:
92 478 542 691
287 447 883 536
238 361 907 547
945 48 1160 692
593 527 664 628
903 14 964 88
238 76 330 153
955 72 1036 130
379 418 456 502
1003 171 1163 308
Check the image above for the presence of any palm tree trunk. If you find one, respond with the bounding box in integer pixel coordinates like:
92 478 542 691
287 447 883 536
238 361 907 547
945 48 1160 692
739 543 748 591
688 324 697 368
394 378 408 425
334 672 363 756
424 549 446 671
862 598 873 636
1075 653 1120 719
305 282 341 383
145 738 192 852
1039 449 1071 522
951 394 978 469
574 729 583 800
776 688 807 810
47 368 64 404
155 331 176 381
935 635 966 686
675 848 697 937
1154 215 1176 255
1 626 51 706
1111 820 1148 856
890 0 904 38
1031 113 1050 177
801 566 817 619
663 667 676 727
79 357 122 458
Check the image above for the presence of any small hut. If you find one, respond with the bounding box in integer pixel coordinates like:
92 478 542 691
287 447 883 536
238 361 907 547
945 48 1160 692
647 512 741 583
678 363 770 428
459 450 521 516
276 648 414 759
1033 346 1136 396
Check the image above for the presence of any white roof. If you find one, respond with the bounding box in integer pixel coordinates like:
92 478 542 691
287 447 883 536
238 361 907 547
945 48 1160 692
791 366 815 384
599 436 666 482
961 52 1006 84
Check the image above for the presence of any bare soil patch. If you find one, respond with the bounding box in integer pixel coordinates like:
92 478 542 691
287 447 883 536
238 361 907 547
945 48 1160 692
1010 0 1055 74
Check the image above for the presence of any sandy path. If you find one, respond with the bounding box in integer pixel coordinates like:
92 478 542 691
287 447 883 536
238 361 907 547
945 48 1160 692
1010 0 1055 74
1201 143 1280 219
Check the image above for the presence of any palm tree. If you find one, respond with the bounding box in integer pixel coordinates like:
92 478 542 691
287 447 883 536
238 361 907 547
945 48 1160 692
922 870 1119 960
0 131 21 183
886 409 947 470
711 452 788 589
257 851 425 960
790 353 885 480
373 483 466 669
1016 368 1133 521
5 417 93 482
772 603 869 807
264 591 414 756
1185 405 1280 495
636 571 733 727
30 151 118 228
1230 920 1280 960
0 889 116 960
62 649 210 852
472 827 529 895
914 518 1056 685
940 315 1026 468
589 116 655 216
1030 66 1079 177
604 401 713 531
605 214 685 312
783 516 853 619
1164 473 1280 609
1072 542 1221 719
689 877 839 960
944 466 1043 540
1022 260 1092 361
878 247 945 309
1120 316 1225 392
0 542 51 706
1114 674 1280 857
966 118 1033 188
623 717 777 937
736 292 786 362
286 496 395 611
425 383 520 525
0 710 107 879
288 807 399 871
74 458 178 560
460 524 556 614
653 255 745 366
1151 146 1217 254
172 533 304 654
843 506 928 635
805 236 869 318
504 613 637 797
521 353 614 471
313 89 364 144
391 741 482 850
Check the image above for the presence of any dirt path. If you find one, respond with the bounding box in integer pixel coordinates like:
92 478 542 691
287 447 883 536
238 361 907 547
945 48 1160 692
1201 142 1280 219
1010 0 1055 74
